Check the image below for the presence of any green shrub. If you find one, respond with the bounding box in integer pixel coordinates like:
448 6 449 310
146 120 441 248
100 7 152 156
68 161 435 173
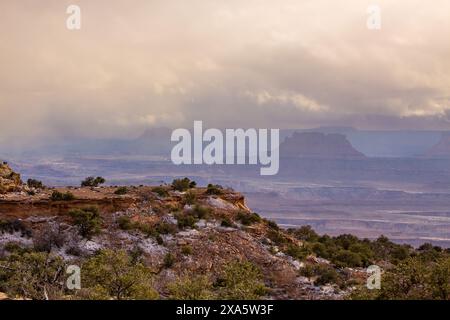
265 219 279 230
3 241 30 254
135 223 154 237
291 225 319 242
114 187 128 195
314 265 340 286
155 222 177 235
0 251 66 300
26 178 44 189
267 230 287 245
153 186 169 197
164 253 175 268
117 216 176 240
216 261 267 300
183 191 197 205
69 206 101 239
181 245 193 255
351 256 450 300
117 216 133 230
220 217 235 228
192 205 212 220
206 184 223 195
333 250 363 268
50 190 75 201
175 212 197 229
81 176 106 187
300 263 340 286
80 249 158 300
172 178 196 192
155 234 164 245
168 275 213 300
237 211 261 226
311 242 331 259
299 264 316 278
285 244 309 260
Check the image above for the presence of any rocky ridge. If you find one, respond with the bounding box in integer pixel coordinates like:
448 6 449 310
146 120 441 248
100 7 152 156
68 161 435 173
0 169 356 300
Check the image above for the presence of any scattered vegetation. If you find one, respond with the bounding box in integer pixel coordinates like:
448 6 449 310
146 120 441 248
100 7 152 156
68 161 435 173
287 227 416 268
1 175 448 301
0 251 66 300
351 255 450 300
167 261 266 300
116 215 177 240
79 249 158 300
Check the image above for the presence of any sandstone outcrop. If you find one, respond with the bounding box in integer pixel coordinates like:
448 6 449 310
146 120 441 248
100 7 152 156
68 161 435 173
0 162 22 194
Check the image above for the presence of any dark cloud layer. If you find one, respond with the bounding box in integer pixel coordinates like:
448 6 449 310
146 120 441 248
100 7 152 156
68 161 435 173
1 0 449 146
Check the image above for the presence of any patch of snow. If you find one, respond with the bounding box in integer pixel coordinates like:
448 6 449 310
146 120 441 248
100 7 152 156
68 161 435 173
177 229 200 237
0 232 33 247
321 285 335 294
296 276 313 284
291 260 304 270
206 197 237 210
162 215 177 225
139 238 167 255
196 219 209 228
82 240 103 253
25 216 57 223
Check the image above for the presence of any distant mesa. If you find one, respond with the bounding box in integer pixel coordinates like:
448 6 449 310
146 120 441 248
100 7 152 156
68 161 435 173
127 127 173 155
280 132 366 159
136 127 172 141
422 133 450 159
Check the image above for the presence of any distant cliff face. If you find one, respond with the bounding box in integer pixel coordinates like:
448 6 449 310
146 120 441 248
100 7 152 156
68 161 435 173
0 162 22 193
422 133 450 159
280 132 366 159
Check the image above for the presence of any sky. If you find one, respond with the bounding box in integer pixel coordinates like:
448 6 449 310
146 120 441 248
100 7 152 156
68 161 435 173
1 0 450 145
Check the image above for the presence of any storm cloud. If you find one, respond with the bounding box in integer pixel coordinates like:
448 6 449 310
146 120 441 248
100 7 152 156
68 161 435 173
1 0 450 145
